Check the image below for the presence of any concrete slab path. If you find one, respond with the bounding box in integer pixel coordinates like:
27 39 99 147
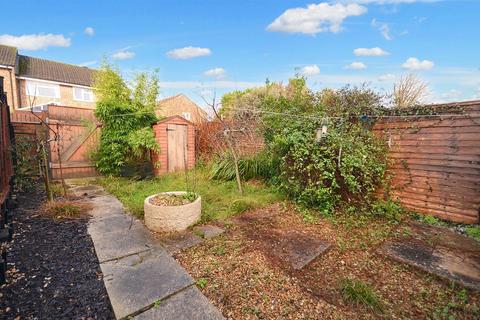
71 186 224 320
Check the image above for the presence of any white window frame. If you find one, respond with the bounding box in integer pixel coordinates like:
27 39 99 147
182 112 191 121
72 86 94 102
26 80 60 99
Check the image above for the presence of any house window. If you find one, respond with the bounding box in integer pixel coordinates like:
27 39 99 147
73 87 94 102
182 112 191 121
26 81 60 98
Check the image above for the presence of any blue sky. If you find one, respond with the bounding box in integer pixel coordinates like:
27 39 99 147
1 0 479 110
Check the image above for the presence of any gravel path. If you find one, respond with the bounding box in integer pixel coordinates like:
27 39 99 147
0 187 114 319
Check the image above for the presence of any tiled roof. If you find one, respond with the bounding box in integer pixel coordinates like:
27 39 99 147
18 55 95 87
0 45 18 67
158 94 207 115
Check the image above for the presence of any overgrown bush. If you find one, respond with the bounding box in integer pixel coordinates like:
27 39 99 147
93 62 159 175
258 79 389 215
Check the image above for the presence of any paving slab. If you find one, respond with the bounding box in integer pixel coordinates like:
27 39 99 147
90 225 159 263
273 230 332 270
159 231 204 254
83 187 224 319
134 286 224 320
101 249 195 319
379 224 480 291
193 225 225 239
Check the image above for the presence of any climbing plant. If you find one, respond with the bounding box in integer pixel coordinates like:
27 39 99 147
93 62 159 175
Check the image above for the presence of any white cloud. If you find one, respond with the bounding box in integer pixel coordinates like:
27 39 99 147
78 60 97 67
267 3 367 35
204 67 226 79
167 46 211 59
0 33 71 50
354 47 389 56
345 0 439 3
112 50 135 60
345 61 367 70
84 27 95 36
378 73 396 81
301 64 320 76
402 57 434 70
371 19 392 40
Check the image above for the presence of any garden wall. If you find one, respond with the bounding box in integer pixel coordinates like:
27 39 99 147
373 101 480 224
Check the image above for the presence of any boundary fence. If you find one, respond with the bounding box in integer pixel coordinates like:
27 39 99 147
0 76 15 284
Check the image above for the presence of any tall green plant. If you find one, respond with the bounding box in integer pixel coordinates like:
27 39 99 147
259 79 388 214
93 62 159 175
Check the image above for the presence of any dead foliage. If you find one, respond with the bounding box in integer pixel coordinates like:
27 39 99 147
41 200 92 220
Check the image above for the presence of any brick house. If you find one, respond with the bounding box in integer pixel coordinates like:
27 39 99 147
156 94 208 124
0 44 96 110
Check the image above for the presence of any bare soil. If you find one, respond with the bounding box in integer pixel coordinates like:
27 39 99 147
176 203 480 319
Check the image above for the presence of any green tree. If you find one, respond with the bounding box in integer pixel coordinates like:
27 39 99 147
93 62 159 175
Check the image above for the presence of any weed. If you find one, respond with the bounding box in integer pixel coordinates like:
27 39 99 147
194 230 206 238
153 299 162 308
340 278 382 311
196 278 208 289
230 199 256 215
212 245 226 256
371 199 405 222
466 225 480 241
41 200 92 219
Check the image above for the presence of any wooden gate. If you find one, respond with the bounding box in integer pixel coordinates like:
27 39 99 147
167 124 188 172
48 105 100 179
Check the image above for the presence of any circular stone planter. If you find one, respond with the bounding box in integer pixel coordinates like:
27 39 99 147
144 191 201 232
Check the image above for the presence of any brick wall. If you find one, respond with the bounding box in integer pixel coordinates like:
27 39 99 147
18 79 96 109
0 68 19 109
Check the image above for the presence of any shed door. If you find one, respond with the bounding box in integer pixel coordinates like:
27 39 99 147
167 124 188 172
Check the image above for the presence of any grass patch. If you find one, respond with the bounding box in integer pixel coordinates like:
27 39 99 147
42 200 92 219
340 278 382 311
96 166 282 221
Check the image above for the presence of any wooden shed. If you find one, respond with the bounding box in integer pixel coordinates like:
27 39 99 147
151 115 196 175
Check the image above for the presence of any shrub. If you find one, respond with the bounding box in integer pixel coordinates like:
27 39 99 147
93 62 159 175
210 152 274 181
259 80 388 215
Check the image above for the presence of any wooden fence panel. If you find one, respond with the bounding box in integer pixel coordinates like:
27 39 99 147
47 106 99 179
373 102 480 224
0 87 14 205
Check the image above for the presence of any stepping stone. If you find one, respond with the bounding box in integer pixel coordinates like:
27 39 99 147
159 232 204 254
134 286 224 320
379 224 480 291
273 230 331 270
192 225 225 239
101 249 195 319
